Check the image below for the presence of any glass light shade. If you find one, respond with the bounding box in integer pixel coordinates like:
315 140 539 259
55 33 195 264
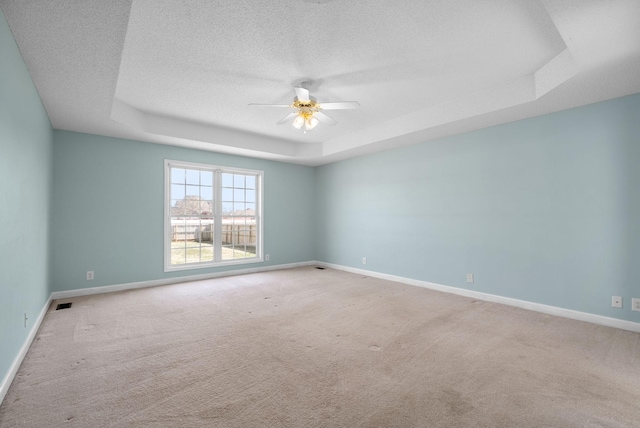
305 116 319 131
292 114 305 129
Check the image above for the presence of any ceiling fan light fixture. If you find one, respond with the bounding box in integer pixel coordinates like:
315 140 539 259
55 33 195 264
293 110 319 132
292 114 305 129
305 116 319 131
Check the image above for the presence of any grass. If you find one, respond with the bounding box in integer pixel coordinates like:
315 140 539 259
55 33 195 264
171 241 256 265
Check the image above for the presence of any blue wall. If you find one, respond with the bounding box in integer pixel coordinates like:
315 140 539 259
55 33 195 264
52 131 316 291
315 94 640 322
0 8 53 387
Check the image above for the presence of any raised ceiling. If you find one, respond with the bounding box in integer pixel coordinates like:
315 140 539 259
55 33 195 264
2 0 640 165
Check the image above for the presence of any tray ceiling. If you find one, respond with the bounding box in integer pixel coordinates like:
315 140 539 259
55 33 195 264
2 0 639 165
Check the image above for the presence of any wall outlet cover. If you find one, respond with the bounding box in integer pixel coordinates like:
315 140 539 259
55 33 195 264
612 296 623 308
632 298 640 312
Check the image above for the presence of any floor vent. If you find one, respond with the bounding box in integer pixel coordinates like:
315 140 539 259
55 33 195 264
56 303 72 310
315 267 325 270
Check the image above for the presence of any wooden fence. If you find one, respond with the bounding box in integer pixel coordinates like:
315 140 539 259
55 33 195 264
171 219 257 245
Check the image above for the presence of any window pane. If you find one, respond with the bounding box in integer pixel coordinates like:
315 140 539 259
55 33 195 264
234 246 246 259
234 174 245 188
246 203 255 212
170 218 186 240
247 221 256 253
201 186 213 200
170 235 181 245
199 218 214 242
177 218 196 241
200 249 214 262
199 200 212 215
171 168 185 184
222 202 233 215
201 242 214 261
174 230 188 242
184 246 202 263
171 248 187 265
171 184 185 200
186 240 201 248
220 221 256 260
171 200 185 216
186 169 200 185
230 245 254 259
186 185 199 197
200 171 213 185
245 175 256 189
233 203 246 213
234 188 245 202
222 188 233 202
222 245 235 260
175 198 197 215
221 225 228 245
222 173 233 187
239 227 251 246
246 189 255 203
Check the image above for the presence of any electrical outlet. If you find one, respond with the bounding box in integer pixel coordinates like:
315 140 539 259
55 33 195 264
466 273 474 283
86 271 94 280
612 296 623 308
362 257 367 265
632 298 640 312
265 254 270 261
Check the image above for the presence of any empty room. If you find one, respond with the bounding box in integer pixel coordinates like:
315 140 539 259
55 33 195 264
1 0 640 426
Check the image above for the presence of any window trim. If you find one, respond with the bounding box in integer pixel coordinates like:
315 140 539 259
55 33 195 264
164 159 264 272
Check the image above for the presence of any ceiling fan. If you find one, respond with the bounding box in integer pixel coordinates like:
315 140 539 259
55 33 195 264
249 83 360 132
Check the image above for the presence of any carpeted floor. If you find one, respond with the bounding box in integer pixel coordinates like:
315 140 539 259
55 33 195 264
1 266 640 427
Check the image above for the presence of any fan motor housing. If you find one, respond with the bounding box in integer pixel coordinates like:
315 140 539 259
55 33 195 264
293 99 319 109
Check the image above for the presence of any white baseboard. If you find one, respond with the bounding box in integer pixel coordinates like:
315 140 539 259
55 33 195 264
50 261 316 300
317 262 640 334
0 294 52 405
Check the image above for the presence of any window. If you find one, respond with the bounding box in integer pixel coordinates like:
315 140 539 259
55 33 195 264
164 160 263 271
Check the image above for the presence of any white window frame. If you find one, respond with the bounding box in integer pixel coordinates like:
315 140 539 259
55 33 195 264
164 159 264 272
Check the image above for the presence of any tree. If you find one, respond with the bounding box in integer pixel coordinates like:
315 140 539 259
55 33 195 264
171 196 212 216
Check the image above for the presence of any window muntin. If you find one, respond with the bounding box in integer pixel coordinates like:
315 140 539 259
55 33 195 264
165 160 262 271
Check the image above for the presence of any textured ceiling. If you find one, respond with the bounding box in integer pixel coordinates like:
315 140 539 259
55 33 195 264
2 0 640 165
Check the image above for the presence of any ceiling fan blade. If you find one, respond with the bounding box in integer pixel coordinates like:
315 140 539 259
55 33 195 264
294 86 310 102
248 103 292 108
276 112 298 125
315 111 337 125
318 101 360 110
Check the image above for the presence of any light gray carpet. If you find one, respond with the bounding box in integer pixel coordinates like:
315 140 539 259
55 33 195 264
1 267 639 427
